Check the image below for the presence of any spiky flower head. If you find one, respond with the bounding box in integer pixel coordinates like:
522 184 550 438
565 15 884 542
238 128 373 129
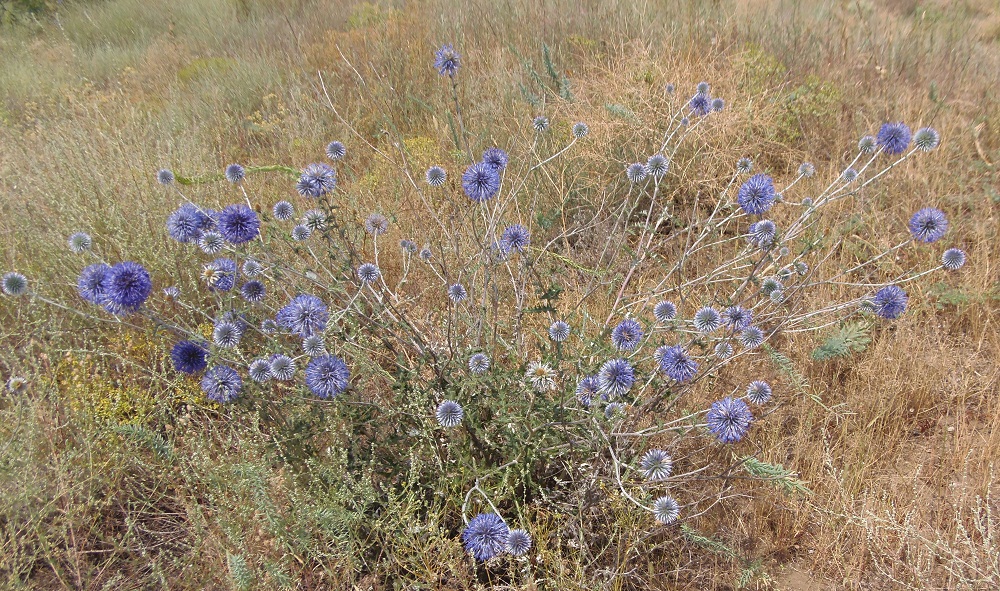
680 117 690 126
696 81 710 94
240 280 266 303
170 341 208 374
576 375 600 407
626 162 649 183
461 513 508 561
501 223 530 253
212 321 242 349
548 320 571 342
913 127 940 151
654 300 677 323
532 116 549 132
605 402 625 418
242 259 263 278
858 135 877 154
201 366 241 403
714 341 734 359
272 200 294 221
526 361 558 393
652 495 680 524
302 334 326 357
908 208 948 243
217 204 260 244
296 163 337 198
302 209 327 231
447 283 467 303
364 213 389 236
507 529 532 556
597 358 635 398
68 232 92 254
706 397 753 443
737 174 776 215
841 168 859 183
241 359 269 384
873 285 907 319
658 344 698 383
356 263 380 284
78 264 110 304
269 354 296 381
462 161 501 203
711 97 725 112
941 248 966 271
572 122 590 138
276 294 328 338
736 157 753 174
611 318 643 351
103 262 152 314
1 272 28 297
640 449 673 481
693 306 722 333
646 154 669 178
434 44 460 76
482 147 509 171
689 92 711 116
203 258 236 291
292 225 311 241
168 203 213 243
157 169 174 185
798 162 816 177
435 400 463 427
325 140 346 160
468 353 491 375
722 306 752 330
876 122 911 155
740 326 765 349
746 380 772 404
198 231 225 254
260 319 278 334
794 261 809 275
304 355 350 399
400 239 418 254
769 289 786 304
761 276 782 296
224 163 245 183
419 247 432 261
426 165 447 186
748 219 777 249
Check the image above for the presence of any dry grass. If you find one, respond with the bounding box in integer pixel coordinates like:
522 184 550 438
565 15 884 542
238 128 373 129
1 0 999 589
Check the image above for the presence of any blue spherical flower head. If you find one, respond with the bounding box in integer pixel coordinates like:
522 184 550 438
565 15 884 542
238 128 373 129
572 122 589 138
325 140 346 160
740 326 765 349
604 402 625 418
501 224 530 253
305 355 350 399
722 306 752 330
482 147 509 171
654 300 677 323
206 258 236 292
798 162 816 178
242 259 263 277
468 353 490 375
302 334 326 357
737 174 776 215
273 200 294 221
157 169 174 185
597 358 635 398
646 154 669 178
706 397 753 443
640 449 673 481
746 380 772 404
68 232 92 254
1 272 27 297
425 165 447 186
462 162 501 203
688 92 711 116
714 341 733 359
400 239 418 254
658 344 698 383
296 163 337 198
435 400 463 427
841 168 859 183
941 248 966 271
693 306 722 333
269 354 296 381
652 495 680 524
240 280 266 303
218 204 260 244
364 213 389 236
212 321 242 349
167 203 212 243
171 341 208 374
696 81 710 94
736 157 753 174
224 163 245 184
611 318 643 351
913 127 940 152
576 375 600 407
248 358 272 383
201 366 241 403
908 208 948 243
434 44 460 76
276 294 329 338
711 97 725 112
532 116 549 132
292 225 311 241
873 285 907 319
104 261 152 314
626 162 648 184
877 122 911 155
858 135 878 154
548 320 570 342
78 263 111 304
462 513 508 561
448 283 467 303
198 232 225 255
357 263 381 284
507 529 532 556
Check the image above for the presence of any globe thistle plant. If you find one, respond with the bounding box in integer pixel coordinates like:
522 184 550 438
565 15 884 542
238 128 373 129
269 355 296 381
325 140 346 160
296 163 337 198
157 169 174 185
201 366 242 403
302 334 326 357
198 232 225 254
572 122 589 138
576 375 600 407
798 162 816 177
426 165 447 186
532 116 549 132
482 147 509 171
468 353 490 375
170 341 208 374
461 513 508 561
654 300 677 322
224 163 245 183
626 162 648 184
705 397 753 443
908 208 948 243
693 306 722 333
462 162 501 203
240 280 266 303
276 294 329 338
364 213 389 236
68 232 92 253
611 318 643 351
876 122 911 155
722 306 753 330
548 320 570 342
304 355 350 399
746 380 772 405
168 203 212 243
103 262 152 314
501 223 530 253
433 44 460 77
740 326 765 349
436 400 463 428
873 285 908 319
357 263 381 284
714 341 734 360
736 157 753 174
658 345 698 383
646 154 669 178
248 358 273 383
272 201 294 221
913 127 940 151
212 321 242 349
597 358 635 398
639 449 673 481
506 529 532 556
737 174 776 215
292 225 311 241
217 204 260 244
448 283 467 303
1 272 28 297
858 135 877 154
941 248 966 271
242 259 263 278
652 495 680 524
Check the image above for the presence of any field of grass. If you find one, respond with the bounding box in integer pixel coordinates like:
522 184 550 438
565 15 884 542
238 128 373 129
1 0 999 589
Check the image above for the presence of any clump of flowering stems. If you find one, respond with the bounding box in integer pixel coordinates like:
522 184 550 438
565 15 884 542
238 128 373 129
3 43 962 566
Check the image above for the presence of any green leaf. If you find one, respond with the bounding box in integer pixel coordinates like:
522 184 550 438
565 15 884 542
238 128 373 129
810 321 871 361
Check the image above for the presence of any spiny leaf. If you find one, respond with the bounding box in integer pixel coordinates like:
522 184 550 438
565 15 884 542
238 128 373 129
810 321 871 361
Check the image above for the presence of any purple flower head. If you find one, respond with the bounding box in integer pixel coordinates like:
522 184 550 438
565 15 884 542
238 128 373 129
171 340 208 374
706 397 753 443
658 344 698 383
296 163 337 198
877 122 911 155
482 147 509 171
462 162 501 203
201 366 241 403
434 44 460 76
276 294 329 338
611 318 643 351
501 223 530 253
103 261 152 314
461 513 508 561
217 204 260 244
597 358 635 399
78 263 111 304
304 355 350 399
737 174 776 215
873 285 907 320
167 203 213 243
908 208 948 243
576 375 600 407
722 306 753 330
207 258 237 292
689 92 711 116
